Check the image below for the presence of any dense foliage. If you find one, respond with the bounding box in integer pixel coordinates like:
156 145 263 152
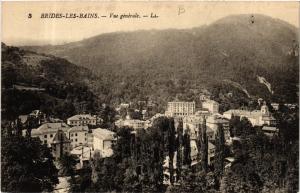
1 44 112 122
1 124 58 192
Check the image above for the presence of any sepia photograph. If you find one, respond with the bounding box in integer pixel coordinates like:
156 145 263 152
1 1 299 192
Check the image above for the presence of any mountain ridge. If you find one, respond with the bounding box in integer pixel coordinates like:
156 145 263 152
14 14 300 107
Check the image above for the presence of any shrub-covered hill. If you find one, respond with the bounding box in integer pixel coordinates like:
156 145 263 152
24 14 299 106
1 43 101 120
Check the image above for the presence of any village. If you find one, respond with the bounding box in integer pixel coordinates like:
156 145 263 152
13 94 287 191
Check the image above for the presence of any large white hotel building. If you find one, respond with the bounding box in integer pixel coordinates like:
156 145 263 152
165 101 196 117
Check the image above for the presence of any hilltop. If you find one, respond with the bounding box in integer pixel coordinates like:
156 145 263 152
1 43 101 120
19 14 300 109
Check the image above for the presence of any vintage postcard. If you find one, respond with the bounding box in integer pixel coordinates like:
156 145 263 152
1 1 299 193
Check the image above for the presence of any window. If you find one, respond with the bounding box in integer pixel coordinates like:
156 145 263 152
75 139 77 142
50 134 53 138
44 140 47 144
44 135 47 138
71 139 73 142
75 133 78 136
71 134 73 137
85 138 87 141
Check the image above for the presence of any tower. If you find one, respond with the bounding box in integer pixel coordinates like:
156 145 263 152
261 101 270 116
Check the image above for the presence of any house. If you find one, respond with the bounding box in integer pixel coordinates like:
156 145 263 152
195 110 211 117
271 103 280 111
223 103 276 126
115 118 146 130
124 119 145 130
183 115 203 139
262 126 279 138
202 100 219 114
51 130 71 159
165 101 195 117
93 128 116 157
182 115 229 142
27 122 70 146
18 110 46 125
29 110 44 118
206 115 231 142
284 103 298 110
67 126 89 148
120 103 130 109
70 145 92 169
67 114 97 126
141 110 148 120
18 115 29 124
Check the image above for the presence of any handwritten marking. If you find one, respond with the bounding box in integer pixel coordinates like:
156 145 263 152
178 6 185 15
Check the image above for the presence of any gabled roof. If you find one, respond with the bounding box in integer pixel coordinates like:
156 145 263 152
93 128 115 140
67 114 96 121
262 126 278 132
67 125 89 133
203 99 219 105
51 130 71 144
31 122 70 135
18 115 29 124
206 115 229 124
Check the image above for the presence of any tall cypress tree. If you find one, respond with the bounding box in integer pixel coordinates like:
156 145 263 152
200 116 208 173
183 128 191 167
215 123 225 180
168 118 176 185
176 118 184 182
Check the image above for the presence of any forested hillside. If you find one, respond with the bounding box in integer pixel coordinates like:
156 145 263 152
1 43 101 120
25 14 299 107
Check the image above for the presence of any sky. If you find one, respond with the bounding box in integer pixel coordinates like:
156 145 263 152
2 1 299 46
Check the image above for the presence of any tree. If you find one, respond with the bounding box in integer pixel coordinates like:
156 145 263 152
58 153 77 177
183 128 191 167
214 123 225 187
1 133 58 192
200 117 208 172
168 118 176 185
176 119 184 182
58 152 77 191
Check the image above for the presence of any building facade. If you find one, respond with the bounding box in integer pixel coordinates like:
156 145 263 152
67 126 90 148
27 122 70 146
206 115 231 142
115 118 146 130
165 101 195 117
67 114 97 126
202 100 219 114
93 128 116 157
223 104 276 126
51 130 71 159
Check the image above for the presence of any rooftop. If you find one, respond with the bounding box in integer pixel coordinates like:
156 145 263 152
67 125 89 133
67 114 96 121
93 128 116 140
223 109 262 118
262 126 278 132
203 99 219 105
206 115 229 124
31 122 70 135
